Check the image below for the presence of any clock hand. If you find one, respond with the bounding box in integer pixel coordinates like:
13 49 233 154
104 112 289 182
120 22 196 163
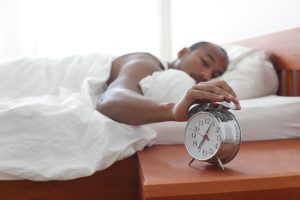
197 137 205 150
193 132 204 137
197 120 214 149
204 120 214 140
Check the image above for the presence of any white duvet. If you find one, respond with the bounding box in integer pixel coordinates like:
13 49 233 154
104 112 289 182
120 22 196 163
0 54 156 180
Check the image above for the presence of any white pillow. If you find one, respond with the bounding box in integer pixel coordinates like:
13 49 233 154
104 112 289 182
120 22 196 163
139 69 195 103
213 45 279 99
139 46 279 103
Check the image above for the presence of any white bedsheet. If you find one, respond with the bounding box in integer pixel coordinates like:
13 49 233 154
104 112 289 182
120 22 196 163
147 95 300 144
0 54 156 180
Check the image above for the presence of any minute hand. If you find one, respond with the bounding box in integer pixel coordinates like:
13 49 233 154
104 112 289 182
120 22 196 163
197 120 214 149
205 120 214 135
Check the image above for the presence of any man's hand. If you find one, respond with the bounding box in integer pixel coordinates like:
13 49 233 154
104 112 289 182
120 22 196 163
172 80 241 122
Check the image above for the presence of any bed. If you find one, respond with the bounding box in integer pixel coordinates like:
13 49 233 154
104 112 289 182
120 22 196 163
0 27 299 200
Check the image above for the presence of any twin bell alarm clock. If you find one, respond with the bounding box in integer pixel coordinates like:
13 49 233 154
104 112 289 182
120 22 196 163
184 101 241 170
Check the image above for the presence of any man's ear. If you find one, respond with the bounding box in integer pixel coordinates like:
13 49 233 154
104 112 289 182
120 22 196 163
177 47 190 58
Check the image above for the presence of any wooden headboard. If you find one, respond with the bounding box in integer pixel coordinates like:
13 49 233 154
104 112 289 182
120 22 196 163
232 27 300 96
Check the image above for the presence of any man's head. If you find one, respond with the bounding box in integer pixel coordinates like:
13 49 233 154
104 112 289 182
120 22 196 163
170 41 229 83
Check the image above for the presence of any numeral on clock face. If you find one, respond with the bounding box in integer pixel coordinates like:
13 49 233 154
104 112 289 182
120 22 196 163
192 132 196 138
217 134 221 141
193 126 200 132
198 120 204 126
193 140 197 146
215 143 219 149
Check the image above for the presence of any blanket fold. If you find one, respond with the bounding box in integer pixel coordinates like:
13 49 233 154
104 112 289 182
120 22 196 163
0 54 156 180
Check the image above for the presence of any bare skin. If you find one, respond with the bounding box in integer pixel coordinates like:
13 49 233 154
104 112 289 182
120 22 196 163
97 43 241 125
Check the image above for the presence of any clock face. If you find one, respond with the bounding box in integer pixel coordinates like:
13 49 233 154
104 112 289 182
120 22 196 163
184 112 223 161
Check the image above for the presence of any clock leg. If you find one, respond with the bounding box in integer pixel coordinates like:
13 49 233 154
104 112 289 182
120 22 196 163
188 158 195 166
217 156 225 170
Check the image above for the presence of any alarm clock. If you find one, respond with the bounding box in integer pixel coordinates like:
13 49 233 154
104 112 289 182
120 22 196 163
184 101 241 170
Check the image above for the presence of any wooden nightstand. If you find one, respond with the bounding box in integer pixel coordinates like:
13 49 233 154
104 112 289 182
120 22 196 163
138 139 300 200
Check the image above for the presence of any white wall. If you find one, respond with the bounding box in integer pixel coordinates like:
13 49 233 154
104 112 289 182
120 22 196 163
0 0 160 59
1 0 300 60
170 0 300 59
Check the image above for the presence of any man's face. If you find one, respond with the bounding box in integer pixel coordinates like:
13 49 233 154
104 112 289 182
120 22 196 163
176 44 228 83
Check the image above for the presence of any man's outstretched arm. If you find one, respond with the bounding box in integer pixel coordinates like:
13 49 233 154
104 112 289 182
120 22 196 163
97 80 239 125
97 87 175 125
96 57 240 125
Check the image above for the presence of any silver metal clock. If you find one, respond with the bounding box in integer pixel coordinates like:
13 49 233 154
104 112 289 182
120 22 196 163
184 101 241 170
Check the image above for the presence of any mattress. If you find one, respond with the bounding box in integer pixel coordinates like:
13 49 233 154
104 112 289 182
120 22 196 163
147 95 300 144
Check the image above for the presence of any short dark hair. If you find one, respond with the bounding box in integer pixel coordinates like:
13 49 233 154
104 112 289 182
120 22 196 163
189 41 228 62
189 41 211 51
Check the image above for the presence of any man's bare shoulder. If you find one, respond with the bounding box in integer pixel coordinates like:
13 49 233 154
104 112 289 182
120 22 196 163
114 52 164 68
107 52 165 85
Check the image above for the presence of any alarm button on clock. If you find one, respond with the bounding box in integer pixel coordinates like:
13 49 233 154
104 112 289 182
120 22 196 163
211 101 238 110
188 101 239 118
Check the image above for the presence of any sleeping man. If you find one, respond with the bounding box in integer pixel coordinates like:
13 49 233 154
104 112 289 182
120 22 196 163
97 42 241 125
